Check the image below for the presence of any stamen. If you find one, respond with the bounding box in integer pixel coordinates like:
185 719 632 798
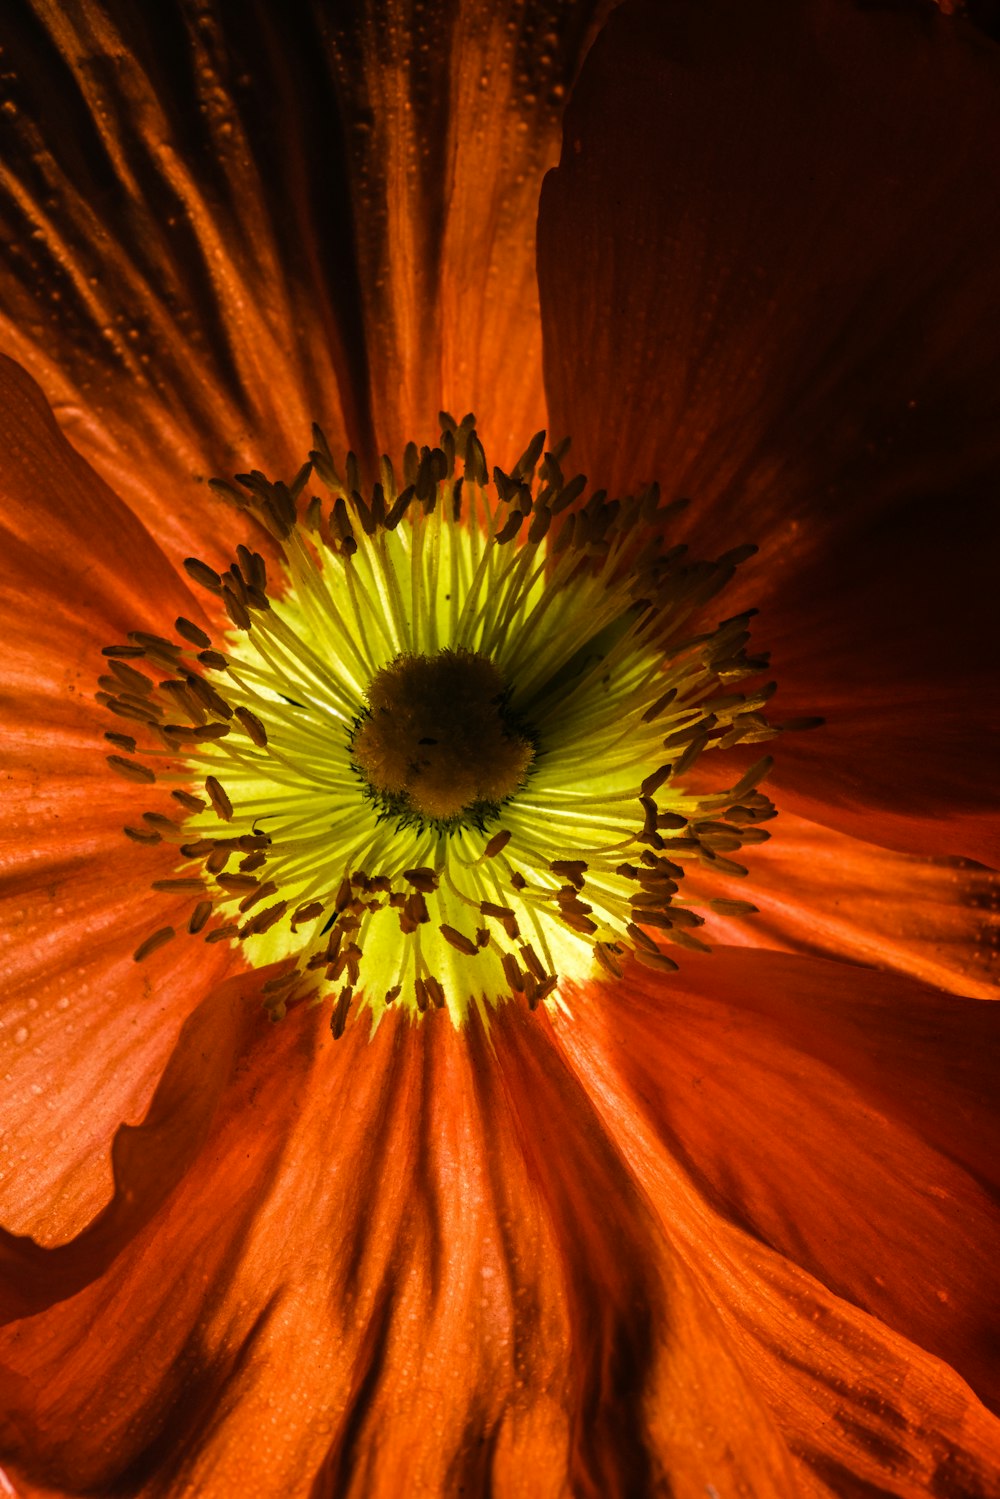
103 415 789 1032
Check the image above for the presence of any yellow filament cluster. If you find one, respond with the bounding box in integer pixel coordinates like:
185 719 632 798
102 415 778 1031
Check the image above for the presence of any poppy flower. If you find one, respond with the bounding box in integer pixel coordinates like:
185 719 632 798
1 0 999 1494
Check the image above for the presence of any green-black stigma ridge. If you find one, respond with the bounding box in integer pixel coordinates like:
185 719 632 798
100 412 785 1035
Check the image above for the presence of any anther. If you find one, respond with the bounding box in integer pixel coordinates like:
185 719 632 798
331 985 353 1038
189 901 213 935
134 927 176 963
176 617 212 648
440 924 479 956
106 755 156 784
234 706 268 746
205 776 233 821
171 790 206 812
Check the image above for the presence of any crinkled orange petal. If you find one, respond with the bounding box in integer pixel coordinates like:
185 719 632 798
564 953 1000 1411
0 836 236 1244
0 2 359 566
0 963 274 1322
0 1000 826 1498
327 0 614 465
693 801 999 999
556 959 1000 1491
0 356 238 1234
537 0 1000 862
0 355 201 638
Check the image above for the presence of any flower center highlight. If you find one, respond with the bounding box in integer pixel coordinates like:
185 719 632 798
100 414 778 1033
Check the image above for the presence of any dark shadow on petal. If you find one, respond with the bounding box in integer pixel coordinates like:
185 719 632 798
308 1284 395 1499
0 0 375 560
538 0 1000 860
0 964 284 1323
597 951 1000 1417
108 1294 285 1498
477 1008 672 1499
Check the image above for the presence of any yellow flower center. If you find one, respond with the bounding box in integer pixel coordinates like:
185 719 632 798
101 415 777 1032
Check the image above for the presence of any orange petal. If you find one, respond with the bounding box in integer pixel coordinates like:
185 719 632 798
0 963 269 1323
0 4 357 565
539 0 1000 580
557 958 1000 1484
0 356 238 1233
0 355 201 640
760 483 1000 863
692 802 999 999
328 0 614 465
0 1002 804 1497
537 0 1000 861
562 952 1000 1405
0 832 237 1243
5 980 998 1493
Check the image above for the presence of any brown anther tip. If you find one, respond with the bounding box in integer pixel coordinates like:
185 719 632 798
142 812 184 837
133 926 176 963
519 944 547 982
171 789 206 812
534 975 559 1005
205 775 233 822
656 812 687 830
176 617 212 649
262 970 299 995
640 764 672 798
404 892 430 925
184 557 223 591
331 985 354 1039
198 650 229 671
110 660 154 695
215 873 259 893
633 947 679 973
483 829 511 859
425 976 446 1009
594 942 624 980
235 706 268 747
128 631 180 656
242 901 287 936
123 825 162 845
440 924 479 956
292 901 325 926
189 901 213 935
106 755 156 784
501 953 525 994
238 881 278 913
494 510 524 546
205 923 240 944
480 900 514 921
222 586 252 630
